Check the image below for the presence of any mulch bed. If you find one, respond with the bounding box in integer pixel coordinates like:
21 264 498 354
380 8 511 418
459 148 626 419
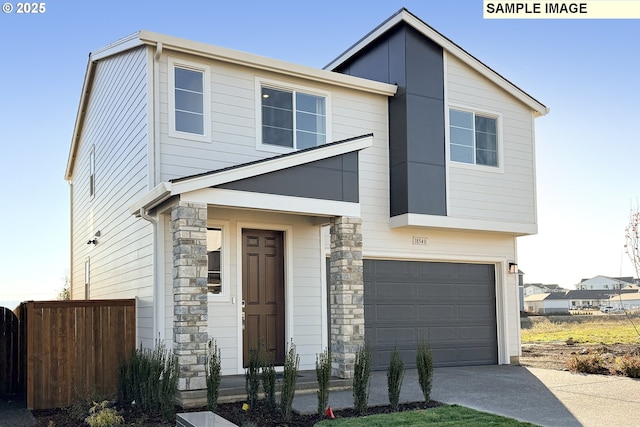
33 399 443 426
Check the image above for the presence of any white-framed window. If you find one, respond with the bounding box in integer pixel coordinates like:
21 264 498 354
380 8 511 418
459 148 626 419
89 146 95 198
256 78 330 152
449 108 499 167
168 57 211 141
207 222 229 301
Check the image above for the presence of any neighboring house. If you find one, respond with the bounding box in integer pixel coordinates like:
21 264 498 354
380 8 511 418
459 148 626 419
65 9 548 406
609 291 640 310
525 289 639 313
524 293 569 314
524 283 565 296
576 275 635 290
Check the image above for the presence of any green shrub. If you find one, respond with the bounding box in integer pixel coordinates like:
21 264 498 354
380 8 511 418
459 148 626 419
117 341 178 420
206 339 222 411
245 346 262 409
261 354 277 410
315 348 331 415
416 339 433 403
567 353 607 374
616 354 640 378
84 400 124 427
280 340 300 422
387 348 404 411
352 343 372 416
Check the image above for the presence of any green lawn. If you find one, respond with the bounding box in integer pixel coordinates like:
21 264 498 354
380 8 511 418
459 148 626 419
521 315 640 345
314 405 538 426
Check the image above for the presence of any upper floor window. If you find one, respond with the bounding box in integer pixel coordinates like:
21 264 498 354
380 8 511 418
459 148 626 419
258 80 329 152
449 109 498 167
169 58 210 141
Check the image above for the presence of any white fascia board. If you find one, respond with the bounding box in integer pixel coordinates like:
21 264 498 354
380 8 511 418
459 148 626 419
171 135 373 195
90 32 146 61
390 213 538 236
181 188 360 218
137 31 396 97
128 182 173 215
325 10 548 117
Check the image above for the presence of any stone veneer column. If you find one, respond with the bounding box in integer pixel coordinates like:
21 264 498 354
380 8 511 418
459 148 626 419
329 216 364 378
172 201 208 407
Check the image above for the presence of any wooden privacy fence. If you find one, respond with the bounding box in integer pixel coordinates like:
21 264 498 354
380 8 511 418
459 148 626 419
17 299 136 410
1 306 20 396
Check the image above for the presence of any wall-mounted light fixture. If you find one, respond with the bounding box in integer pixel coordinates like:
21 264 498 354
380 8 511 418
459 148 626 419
86 230 101 245
508 261 518 274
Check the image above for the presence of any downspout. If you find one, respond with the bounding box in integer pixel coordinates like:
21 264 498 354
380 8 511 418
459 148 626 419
139 42 164 344
153 42 162 186
139 208 163 342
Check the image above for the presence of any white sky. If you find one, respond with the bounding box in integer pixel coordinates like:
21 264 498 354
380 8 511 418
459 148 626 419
0 0 638 305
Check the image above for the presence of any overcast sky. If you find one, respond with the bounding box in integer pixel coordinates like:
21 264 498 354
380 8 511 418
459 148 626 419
0 0 638 306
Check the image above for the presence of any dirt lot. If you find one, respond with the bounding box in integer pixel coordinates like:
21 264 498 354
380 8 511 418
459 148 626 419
520 342 640 372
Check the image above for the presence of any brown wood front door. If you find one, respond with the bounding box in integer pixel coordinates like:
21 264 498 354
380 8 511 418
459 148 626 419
242 229 285 366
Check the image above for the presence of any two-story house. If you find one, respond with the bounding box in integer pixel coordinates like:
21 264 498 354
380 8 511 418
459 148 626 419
65 9 547 406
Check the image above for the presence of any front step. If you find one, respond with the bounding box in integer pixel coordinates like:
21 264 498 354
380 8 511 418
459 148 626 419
217 369 351 403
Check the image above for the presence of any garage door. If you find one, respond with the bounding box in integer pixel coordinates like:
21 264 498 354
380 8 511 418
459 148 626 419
364 260 497 370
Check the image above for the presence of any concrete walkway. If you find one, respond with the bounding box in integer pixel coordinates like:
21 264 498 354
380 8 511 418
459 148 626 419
292 365 640 427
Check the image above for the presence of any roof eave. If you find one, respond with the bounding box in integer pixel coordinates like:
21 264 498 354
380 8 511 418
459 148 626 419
137 30 397 97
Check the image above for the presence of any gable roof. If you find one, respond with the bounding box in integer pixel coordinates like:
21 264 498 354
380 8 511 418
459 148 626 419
324 8 549 117
64 31 396 181
128 134 373 215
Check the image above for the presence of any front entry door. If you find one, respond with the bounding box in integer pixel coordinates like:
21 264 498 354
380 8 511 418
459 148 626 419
242 229 285 366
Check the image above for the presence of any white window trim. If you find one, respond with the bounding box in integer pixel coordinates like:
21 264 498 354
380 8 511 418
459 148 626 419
168 57 211 142
255 77 332 154
207 220 230 302
446 104 504 174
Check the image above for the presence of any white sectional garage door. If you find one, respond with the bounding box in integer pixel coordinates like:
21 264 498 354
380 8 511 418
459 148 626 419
364 260 497 370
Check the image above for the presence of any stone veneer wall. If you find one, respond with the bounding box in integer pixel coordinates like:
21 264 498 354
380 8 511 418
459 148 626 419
329 216 365 378
171 201 208 407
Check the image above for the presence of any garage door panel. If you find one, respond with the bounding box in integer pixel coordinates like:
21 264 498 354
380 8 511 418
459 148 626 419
371 282 416 298
374 327 416 343
458 283 493 297
368 260 416 277
365 260 497 370
458 304 494 319
458 325 495 340
417 305 455 320
374 304 416 321
424 326 456 340
416 262 455 278
458 346 498 364
416 284 455 298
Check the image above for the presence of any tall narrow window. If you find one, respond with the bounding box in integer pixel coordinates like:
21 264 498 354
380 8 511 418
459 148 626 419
207 228 222 295
89 147 95 198
169 58 210 140
175 67 204 135
261 85 326 149
449 109 498 167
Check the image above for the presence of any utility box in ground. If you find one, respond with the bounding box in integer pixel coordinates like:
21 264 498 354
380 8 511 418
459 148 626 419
176 411 237 427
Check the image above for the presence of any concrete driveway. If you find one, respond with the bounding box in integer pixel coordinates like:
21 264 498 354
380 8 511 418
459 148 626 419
293 365 640 427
